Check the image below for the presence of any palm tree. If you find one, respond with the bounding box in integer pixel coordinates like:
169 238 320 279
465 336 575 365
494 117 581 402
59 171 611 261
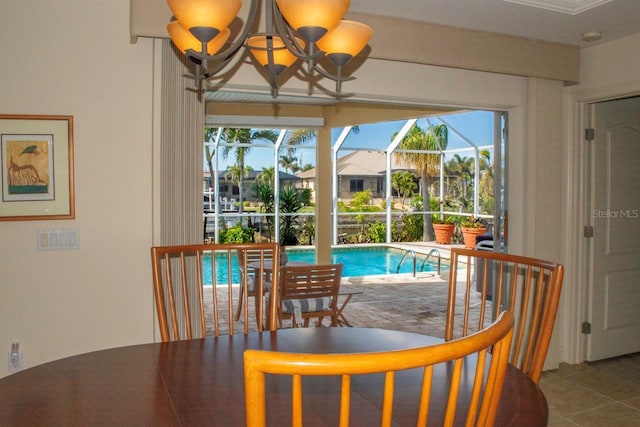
285 129 316 147
478 149 494 214
254 179 275 240
281 129 316 173
394 123 448 241
279 185 305 245
256 166 276 185
391 171 418 206
446 154 475 212
284 126 360 170
279 153 299 174
215 128 277 214
204 128 218 188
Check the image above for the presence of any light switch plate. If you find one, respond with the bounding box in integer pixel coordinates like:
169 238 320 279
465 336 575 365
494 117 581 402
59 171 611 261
37 228 79 251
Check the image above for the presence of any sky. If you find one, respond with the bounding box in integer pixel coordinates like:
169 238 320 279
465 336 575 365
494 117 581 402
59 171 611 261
208 110 499 171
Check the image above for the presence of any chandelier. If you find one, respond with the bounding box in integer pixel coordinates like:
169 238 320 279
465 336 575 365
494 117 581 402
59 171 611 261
166 0 373 97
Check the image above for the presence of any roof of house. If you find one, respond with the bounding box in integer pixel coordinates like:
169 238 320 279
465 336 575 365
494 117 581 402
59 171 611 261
299 151 412 179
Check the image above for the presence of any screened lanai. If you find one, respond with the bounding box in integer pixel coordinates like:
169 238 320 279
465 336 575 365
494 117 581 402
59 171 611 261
203 109 505 248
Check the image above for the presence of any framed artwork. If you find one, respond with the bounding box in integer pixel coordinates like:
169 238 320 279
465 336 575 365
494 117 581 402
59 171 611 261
0 115 75 221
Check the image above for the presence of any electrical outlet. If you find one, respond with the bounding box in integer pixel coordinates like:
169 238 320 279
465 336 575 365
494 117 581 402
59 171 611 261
8 342 22 373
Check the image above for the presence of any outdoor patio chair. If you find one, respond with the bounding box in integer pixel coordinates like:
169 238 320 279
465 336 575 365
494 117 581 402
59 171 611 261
278 263 343 328
150 242 280 340
445 248 564 383
235 247 275 322
244 311 514 427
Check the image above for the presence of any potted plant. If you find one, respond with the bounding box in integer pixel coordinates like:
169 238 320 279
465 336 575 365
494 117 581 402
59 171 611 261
460 216 487 249
432 214 455 244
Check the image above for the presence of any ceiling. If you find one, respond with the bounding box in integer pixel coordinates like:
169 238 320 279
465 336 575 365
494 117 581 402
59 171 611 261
205 0 639 106
347 0 640 48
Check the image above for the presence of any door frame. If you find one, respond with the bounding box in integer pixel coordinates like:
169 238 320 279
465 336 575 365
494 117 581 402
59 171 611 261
565 86 640 364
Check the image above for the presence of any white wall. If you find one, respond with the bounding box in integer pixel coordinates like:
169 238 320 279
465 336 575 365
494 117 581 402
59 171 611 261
560 32 640 364
578 33 640 98
0 0 155 376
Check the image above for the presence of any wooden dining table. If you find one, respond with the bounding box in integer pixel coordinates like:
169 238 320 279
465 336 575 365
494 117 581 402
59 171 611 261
0 328 548 426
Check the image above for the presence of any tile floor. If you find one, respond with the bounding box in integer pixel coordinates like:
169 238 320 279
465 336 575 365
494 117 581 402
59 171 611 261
539 355 640 426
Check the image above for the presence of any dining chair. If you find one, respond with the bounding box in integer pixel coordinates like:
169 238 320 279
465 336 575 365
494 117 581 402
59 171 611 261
278 263 343 328
445 247 564 383
150 242 280 341
244 311 514 427
234 247 275 321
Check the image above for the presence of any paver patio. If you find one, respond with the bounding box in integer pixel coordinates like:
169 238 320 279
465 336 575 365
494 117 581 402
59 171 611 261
205 264 487 339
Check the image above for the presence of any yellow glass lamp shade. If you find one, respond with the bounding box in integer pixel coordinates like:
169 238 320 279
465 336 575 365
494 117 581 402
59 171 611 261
247 36 303 76
167 0 241 41
316 20 373 66
275 0 349 42
247 36 304 68
167 21 231 56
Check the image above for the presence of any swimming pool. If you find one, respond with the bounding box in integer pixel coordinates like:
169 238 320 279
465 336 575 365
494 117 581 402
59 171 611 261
285 246 439 277
203 246 440 284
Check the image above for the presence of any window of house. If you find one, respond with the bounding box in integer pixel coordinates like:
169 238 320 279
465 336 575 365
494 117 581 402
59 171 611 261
204 110 506 247
204 127 317 244
350 179 364 192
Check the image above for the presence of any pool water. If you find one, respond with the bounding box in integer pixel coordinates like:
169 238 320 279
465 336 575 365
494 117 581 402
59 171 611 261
203 246 438 284
286 247 438 277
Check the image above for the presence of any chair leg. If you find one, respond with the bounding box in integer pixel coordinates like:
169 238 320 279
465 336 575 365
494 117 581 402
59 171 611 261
234 285 244 321
331 315 338 327
253 293 263 327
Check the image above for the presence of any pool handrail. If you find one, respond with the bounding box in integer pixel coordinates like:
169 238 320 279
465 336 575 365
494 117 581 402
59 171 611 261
396 248 442 277
395 250 417 277
419 248 442 276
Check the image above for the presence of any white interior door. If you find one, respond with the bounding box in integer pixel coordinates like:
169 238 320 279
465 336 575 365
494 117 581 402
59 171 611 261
587 96 640 361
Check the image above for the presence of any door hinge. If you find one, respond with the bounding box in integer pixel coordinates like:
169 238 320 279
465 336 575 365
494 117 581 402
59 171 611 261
581 322 592 334
583 225 594 238
585 128 595 141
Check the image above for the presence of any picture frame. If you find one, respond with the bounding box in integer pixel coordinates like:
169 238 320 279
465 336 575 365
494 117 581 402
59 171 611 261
0 114 75 221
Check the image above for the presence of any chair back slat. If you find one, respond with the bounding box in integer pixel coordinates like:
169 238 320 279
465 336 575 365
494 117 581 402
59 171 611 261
445 248 564 383
244 312 514 427
280 264 342 300
339 375 351 427
278 263 343 327
151 242 280 341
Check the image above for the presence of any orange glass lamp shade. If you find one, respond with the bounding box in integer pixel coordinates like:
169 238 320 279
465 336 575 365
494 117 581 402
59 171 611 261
275 0 349 42
247 36 302 75
316 20 373 66
167 21 231 56
167 0 241 42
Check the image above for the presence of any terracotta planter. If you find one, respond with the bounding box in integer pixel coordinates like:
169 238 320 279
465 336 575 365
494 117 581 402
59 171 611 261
461 227 487 249
433 223 455 244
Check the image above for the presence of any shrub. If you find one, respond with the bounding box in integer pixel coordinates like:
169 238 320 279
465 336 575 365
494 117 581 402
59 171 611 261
279 185 304 245
220 225 254 243
299 188 313 206
350 190 372 208
398 213 423 241
368 221 386 243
